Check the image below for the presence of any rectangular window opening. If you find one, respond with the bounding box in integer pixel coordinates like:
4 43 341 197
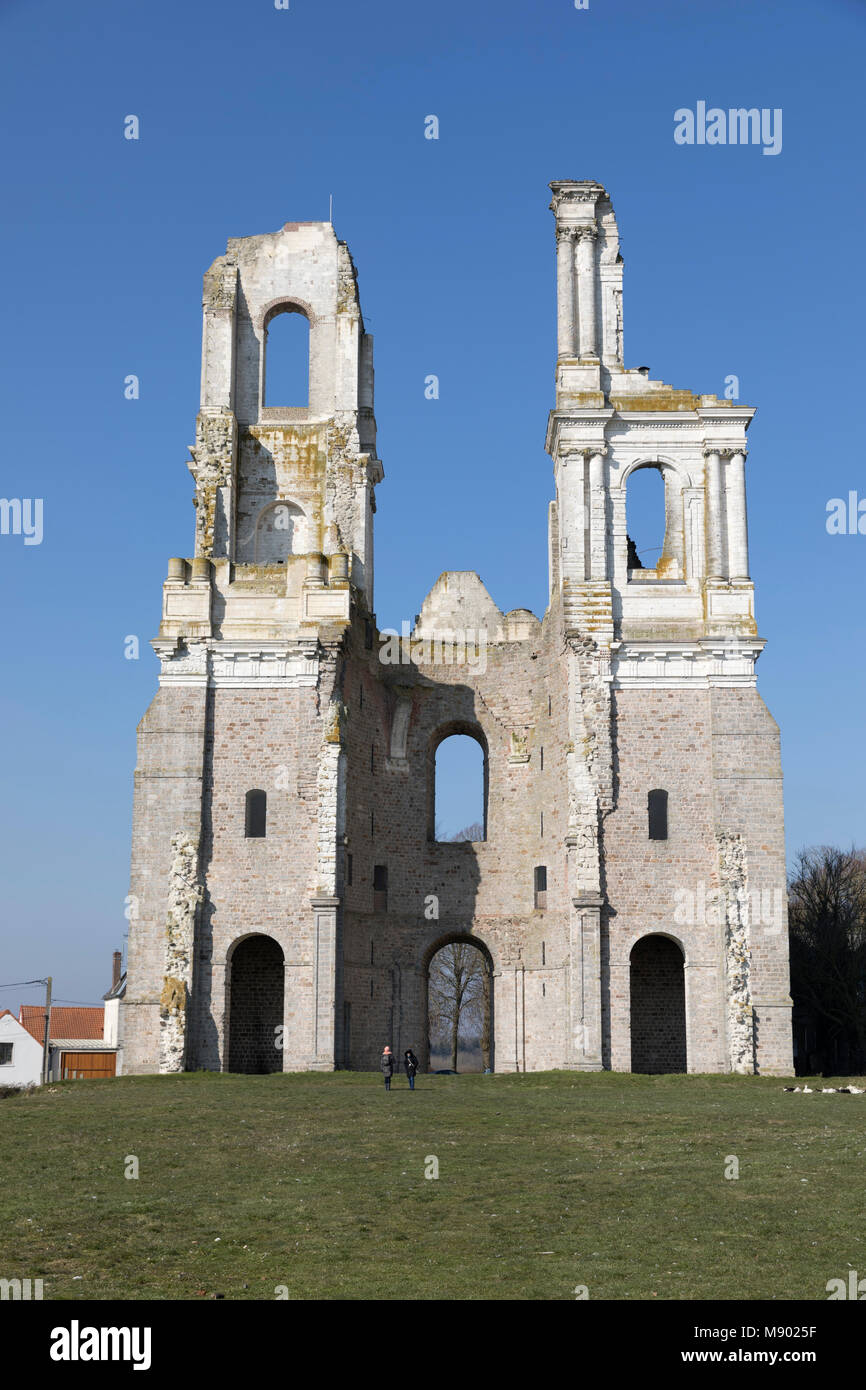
534 865 547 910
373 864 388 912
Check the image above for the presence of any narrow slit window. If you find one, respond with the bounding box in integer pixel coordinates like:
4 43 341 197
648 788 668 841
534 865 547 910
373 864 388 911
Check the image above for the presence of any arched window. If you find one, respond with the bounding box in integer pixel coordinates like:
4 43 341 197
255 500 304 564
264 307 310 407
626 465 666 573
648 788 668 841
430 726 488 842
245 789 267 838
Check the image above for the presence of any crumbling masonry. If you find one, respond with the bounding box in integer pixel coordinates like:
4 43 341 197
123 183 794 1076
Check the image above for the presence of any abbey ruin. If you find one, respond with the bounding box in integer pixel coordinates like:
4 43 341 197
122 181 794 1076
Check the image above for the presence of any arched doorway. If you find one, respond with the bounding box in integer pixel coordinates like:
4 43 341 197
629 934 687 1074
424 935 493 1073
226 935 284 1074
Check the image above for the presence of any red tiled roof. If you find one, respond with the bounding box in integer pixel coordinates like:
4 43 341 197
19 1006 104 1043
0 1009 12 1019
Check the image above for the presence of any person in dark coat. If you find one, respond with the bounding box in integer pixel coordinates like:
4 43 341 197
404 1048 419 1090
381 1046 394 1091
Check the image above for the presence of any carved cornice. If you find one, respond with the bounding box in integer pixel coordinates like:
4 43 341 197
703 444 747 460
156 640 321 688
557 442 608 464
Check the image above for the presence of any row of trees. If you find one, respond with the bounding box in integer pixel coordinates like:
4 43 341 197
788 846 866 1075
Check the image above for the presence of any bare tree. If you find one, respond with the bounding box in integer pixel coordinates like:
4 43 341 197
434 819 484 843
788 846 866 1074
451 821 484 843
428 941 487 1071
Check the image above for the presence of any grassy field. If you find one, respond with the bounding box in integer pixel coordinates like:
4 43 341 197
1 1070 864 1301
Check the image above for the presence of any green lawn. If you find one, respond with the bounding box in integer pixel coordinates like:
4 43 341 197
1 1071 863 1301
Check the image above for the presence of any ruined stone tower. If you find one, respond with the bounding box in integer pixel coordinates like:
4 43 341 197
123 186 793 1077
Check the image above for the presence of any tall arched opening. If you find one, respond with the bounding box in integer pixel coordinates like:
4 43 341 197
624 461 685 579
424 934 494 1073
629 934 687 1074
226 934 285 1074
427 721 489 843
263 306 310 407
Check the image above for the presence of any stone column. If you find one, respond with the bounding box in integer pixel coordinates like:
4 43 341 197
569 895 604 1069
555 226 577 359
575 225 599 360
558 450 587 584
587 445 608 581
310 896 341 1070
608 961 630 1071
724 449 750 581
703 448 727 581
208 960 226 1071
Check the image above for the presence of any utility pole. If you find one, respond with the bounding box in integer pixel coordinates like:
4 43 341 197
41 976 52 1085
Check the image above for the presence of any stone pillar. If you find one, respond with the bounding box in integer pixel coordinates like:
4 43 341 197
725 449 750 581
558 450 587 584
511 965 527 1072
310 896 341 1070
588 445 608 580
158 831 203 1074
208 960 226 1071
569 896 604 1069
575 225 599 360
608 961 630 1071
556 227 577 359
703 448 727 581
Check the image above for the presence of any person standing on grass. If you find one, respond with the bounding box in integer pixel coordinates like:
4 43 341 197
381 1045 394 1091
404 1048 419 1090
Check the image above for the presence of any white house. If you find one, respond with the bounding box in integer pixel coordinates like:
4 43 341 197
0 1009 44 1088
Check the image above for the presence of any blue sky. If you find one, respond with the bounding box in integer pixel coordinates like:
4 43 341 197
1 0 864 1007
